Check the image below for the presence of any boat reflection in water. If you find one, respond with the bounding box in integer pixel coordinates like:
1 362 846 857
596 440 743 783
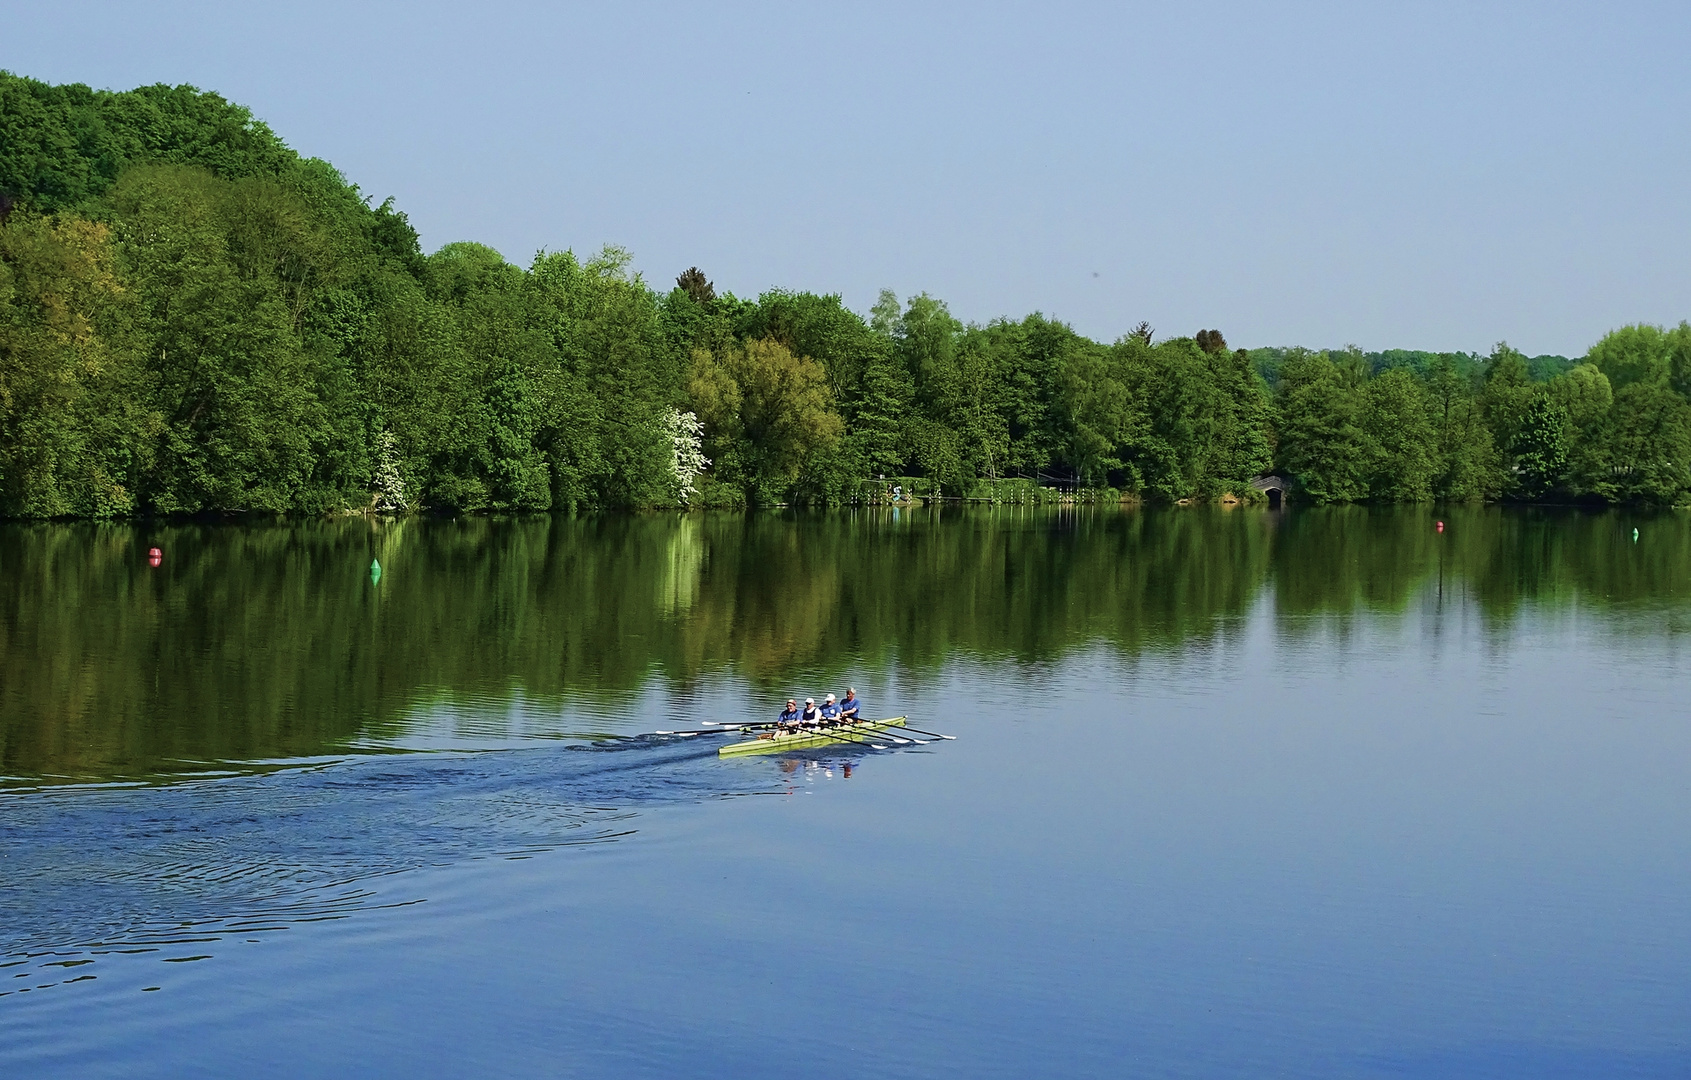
775 756 855 783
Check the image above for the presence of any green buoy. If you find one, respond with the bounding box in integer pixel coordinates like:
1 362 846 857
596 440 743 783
370 558 382 584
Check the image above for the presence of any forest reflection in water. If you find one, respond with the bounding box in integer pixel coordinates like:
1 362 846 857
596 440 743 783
1 504 1685 783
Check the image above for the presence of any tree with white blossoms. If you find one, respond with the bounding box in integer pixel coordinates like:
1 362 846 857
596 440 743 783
665 408 709 505
372 430 408 512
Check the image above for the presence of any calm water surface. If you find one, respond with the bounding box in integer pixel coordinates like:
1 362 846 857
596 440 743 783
2 507 1689 1078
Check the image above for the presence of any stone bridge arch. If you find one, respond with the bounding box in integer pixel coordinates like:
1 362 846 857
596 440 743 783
1249 473 1290 509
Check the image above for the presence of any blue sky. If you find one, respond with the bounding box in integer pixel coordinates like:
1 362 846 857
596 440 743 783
7 1 1687 355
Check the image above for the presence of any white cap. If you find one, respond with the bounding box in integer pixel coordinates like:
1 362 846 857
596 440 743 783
825 694 836 702
805 698 814 705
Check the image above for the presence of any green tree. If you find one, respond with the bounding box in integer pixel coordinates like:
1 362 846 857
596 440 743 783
110 166 334 513
847 346 913 480
1275 349 1368 502
1056 340 1134 487
1361 368 1435 501
1576 326 1691 504
1425 354 1498 500
1511 395 1570 499
1549 362 1612 497
1480 343 1537 497
985 314 1071 478
888 294 969 487
687 337 842 503
1587 323 1675 391
0 213 145 515
1581 382 1691 504
529 246 678 509
6 69 1691 519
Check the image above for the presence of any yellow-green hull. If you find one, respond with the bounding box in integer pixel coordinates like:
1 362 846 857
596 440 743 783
718 717 908 756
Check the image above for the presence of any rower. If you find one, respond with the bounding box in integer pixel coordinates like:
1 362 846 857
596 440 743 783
819 693 841 723
778 699 800 730
800 698 821 726
839 688 861 722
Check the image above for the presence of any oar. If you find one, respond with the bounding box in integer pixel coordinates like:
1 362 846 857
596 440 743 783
844 722 923 745
586 725 760 743
812 725 895 751
646 723 782 737
842 716 946 743
705 717 928 741
648 719 945 746
888 721 955 740
709 717 901 746
781 721 900 751
798 717 910 744
826 718 933 748
667 719 788 735
688 720 889 748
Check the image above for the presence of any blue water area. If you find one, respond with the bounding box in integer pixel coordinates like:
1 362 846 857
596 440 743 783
2 510 1690 1077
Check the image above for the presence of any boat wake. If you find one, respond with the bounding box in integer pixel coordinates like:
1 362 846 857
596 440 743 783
0 733 861 999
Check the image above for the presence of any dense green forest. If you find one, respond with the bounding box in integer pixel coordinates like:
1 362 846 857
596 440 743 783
3 72 1690 516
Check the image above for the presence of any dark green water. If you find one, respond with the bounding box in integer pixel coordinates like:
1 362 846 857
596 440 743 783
3 506 1689 1078
4 505 1682 784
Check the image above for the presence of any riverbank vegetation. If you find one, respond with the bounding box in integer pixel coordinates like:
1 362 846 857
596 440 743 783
3 73 1689 517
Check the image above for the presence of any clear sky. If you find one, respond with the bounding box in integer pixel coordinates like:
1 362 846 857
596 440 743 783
6 1 1687 356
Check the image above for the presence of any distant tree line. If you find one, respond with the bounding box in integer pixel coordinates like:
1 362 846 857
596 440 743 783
3 71 1690 516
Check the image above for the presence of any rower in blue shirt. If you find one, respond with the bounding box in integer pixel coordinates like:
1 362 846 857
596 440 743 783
777 699 800 730
819 694 842 722
838 688 861 722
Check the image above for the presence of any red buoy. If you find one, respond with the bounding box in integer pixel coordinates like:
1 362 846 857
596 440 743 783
147 546 162 567
1436 521 1444 533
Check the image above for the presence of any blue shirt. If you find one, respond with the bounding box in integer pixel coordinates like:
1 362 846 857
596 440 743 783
839 696 861 719
779 706 800 724
820 702 841 720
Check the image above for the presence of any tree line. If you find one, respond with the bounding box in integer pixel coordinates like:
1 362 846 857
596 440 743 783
3 71 1689 516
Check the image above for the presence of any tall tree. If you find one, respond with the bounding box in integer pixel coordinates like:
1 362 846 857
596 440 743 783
0 212 144 516
1361 368 1436 501
687 337 842 503
1276 349 1368 502
1425 353 1498 500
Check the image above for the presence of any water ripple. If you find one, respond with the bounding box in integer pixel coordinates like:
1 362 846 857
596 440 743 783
0 733 839 998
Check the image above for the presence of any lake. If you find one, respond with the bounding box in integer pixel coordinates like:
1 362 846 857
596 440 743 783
2 506 1689 1078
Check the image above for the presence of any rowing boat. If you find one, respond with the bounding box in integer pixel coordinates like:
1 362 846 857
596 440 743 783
717 716 909 757
717 716 909 756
